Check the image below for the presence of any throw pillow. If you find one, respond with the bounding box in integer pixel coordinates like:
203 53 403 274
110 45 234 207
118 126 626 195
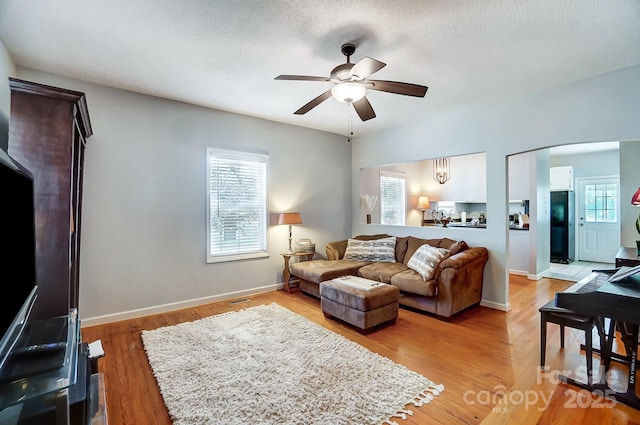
407 244 450 281
448 240 469 256
343 236 397 262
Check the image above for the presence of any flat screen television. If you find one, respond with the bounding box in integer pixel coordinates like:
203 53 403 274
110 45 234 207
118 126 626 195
0 147 38 372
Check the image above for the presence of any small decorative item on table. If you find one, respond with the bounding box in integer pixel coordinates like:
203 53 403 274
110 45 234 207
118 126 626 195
361 193 378 224
295 238 315 254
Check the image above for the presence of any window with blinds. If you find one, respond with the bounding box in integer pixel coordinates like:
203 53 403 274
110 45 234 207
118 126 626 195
380 171 406 225
206 148 269 263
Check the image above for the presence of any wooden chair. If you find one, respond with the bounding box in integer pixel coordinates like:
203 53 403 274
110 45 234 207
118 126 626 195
539 299 605 385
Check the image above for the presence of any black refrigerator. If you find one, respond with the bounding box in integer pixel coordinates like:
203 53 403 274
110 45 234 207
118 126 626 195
550 190 575 264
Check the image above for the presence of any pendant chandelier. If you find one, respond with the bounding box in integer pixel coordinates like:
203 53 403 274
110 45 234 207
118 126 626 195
433 157 450 184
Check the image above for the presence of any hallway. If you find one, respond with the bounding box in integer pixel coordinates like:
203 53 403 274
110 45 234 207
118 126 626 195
545 260 615 282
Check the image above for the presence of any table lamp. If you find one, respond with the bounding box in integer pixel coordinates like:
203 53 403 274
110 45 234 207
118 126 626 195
278 212 302 254
417 196 430 224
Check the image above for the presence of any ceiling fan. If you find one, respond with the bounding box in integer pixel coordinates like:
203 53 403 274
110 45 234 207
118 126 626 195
275 43 428 121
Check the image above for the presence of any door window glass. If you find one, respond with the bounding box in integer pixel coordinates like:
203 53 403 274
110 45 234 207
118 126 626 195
584 183 617 223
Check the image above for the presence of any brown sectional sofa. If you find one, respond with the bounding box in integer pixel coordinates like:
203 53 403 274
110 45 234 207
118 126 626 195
290 234 489 318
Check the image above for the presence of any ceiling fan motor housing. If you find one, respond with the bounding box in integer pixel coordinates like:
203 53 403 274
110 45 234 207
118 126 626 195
330 63 355 82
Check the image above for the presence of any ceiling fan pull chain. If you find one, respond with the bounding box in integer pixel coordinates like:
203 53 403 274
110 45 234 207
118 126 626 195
347 103 353 142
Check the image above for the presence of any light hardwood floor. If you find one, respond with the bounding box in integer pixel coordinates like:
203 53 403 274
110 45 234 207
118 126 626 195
81 275 640 425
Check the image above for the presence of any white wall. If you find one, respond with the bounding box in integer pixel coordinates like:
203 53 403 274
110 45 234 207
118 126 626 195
16 68 352 324
620 141 640 247
351 65 640 311
507 152 532 275
533 150 550 277
0 40 16 151
550 149 619 178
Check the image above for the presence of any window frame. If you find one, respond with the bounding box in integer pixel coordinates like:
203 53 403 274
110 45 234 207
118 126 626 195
584 182 618 223
206 147 269 263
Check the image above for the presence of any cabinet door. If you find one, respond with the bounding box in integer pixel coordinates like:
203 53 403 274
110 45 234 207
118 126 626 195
550 166 574 191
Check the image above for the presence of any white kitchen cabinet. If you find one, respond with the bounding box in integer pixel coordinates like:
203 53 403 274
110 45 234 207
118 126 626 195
550 166 574 191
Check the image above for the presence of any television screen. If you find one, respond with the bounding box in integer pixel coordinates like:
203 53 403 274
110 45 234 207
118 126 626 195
0 147 38 371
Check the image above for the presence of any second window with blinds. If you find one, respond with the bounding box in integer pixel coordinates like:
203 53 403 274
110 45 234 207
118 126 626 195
380 170 406 226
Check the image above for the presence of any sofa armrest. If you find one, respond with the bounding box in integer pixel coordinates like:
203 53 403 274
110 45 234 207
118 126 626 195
434 246 489 317
326 240 348 260
438 246 489 271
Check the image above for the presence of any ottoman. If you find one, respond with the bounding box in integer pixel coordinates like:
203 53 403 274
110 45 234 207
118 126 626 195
320 278 400 332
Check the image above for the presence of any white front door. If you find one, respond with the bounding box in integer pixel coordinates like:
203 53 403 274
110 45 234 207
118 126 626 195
576 177 620 262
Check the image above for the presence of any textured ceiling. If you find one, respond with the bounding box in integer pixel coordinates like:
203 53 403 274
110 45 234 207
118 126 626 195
1 1 639 137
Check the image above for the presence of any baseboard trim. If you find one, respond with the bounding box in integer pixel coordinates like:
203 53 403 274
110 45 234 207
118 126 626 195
508 269 528 276
480 299 511 312
80 284 279 327
527 271 547 281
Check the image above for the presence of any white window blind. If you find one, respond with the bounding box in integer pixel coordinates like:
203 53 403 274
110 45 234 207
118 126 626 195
380 171 406 225
206 148 269 263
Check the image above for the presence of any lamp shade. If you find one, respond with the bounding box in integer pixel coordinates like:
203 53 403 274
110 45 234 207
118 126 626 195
277 212 302 225
331 82 366 103
417 196 431 210
632 187 640 206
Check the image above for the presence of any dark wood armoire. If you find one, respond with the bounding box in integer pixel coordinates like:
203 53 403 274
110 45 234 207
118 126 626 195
7 78 92 320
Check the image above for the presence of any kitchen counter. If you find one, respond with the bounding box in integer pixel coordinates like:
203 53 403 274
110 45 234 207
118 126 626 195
422 221 529 230
422 221 486 229
447 222 486 228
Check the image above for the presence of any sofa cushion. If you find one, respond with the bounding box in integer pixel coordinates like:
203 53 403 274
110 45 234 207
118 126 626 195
407 244 450 281
357 262 409 283
290 260 369 284
344 236 397 262
390 269 438 297
395 236 409 263
403 236 443 264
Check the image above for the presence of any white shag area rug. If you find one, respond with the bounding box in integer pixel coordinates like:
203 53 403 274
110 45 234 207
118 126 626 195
141 303 443 425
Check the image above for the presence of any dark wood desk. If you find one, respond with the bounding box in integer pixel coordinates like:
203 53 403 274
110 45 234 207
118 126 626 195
615 247 640 268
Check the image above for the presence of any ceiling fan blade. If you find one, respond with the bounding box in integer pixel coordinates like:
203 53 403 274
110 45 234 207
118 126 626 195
349 57 386 80
275 75 330 82
352 96 376 121
294 90 332 115
367 80 428 97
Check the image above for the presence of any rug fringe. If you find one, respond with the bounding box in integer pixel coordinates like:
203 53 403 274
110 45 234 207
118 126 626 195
382 383 445 424
390 409 413 419
411 383 445 407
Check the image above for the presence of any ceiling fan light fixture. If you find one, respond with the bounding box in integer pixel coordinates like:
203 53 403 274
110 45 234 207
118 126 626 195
331 82 366 103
